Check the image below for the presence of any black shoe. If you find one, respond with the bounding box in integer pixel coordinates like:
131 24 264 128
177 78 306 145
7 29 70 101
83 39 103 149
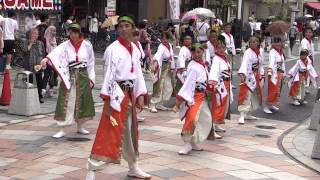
39 99 44 103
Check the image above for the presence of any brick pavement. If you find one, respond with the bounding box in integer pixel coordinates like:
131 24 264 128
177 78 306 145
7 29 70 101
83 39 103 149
0 106 319 180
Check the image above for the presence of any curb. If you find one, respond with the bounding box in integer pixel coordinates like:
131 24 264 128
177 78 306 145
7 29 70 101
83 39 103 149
278 118 320 174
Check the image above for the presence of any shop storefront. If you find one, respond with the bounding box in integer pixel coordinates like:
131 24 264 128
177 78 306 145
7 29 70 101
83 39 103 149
1 0 63 37
304 2 320 18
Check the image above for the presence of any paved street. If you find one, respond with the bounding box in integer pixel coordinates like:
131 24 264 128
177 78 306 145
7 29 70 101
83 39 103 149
0 48 320 179
0 107 319 180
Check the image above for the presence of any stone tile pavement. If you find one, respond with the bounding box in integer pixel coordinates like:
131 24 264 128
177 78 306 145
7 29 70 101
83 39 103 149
281 119 320 173
0 106 319 180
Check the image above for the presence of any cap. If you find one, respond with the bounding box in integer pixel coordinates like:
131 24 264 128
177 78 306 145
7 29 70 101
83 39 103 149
118 15 135 26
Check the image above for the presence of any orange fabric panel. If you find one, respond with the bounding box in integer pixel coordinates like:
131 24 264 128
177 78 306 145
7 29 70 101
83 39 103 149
211 81 230 124
289 81 300 97
238 83 249 105
267 72 283 106
182 92 205 133
90 92 131 162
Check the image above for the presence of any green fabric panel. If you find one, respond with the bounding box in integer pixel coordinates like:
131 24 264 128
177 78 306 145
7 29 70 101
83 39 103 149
78 71 95 118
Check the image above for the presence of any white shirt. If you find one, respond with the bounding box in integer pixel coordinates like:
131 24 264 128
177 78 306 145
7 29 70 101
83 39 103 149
221 32 236 55
1 18 18 40
178 60 208 105
176 46 192 69
47 40 95 90
268 49 286 84
197 22 210 42
205 41 215 66
238 48 264 91
100 40 147 111
154 43 175 69
300 38 314 61
89 18 99 33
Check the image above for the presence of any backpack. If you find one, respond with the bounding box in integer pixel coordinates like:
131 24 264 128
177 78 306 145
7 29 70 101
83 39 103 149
289 27 296 38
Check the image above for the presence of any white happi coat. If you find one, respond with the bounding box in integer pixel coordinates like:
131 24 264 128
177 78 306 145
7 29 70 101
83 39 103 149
205 41 215 66
221 32 236 55
176 46 192 83
134 41 145 61
209 55 232 103
178 60 208 105
100 40 147 112
288 58 318 87
154 43 175 70
300 38 314 61
47 40 95 90
268 49 286 85
238 48 264 91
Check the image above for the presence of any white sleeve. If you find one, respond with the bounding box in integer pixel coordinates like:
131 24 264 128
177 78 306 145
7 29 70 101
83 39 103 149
259 49 265 76
177 48 186 69
205 48 211 66
238 50 249 77
139 43 145 59
300 40 308 51
209 58 220 82
268 50 275 71
86 43 96 85
154 45 163 66
178 67 197 104
231 36 236 55
288 61 299 76
134 58 147 98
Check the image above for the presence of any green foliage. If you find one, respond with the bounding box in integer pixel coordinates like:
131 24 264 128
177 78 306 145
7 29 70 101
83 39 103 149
217 0 233 8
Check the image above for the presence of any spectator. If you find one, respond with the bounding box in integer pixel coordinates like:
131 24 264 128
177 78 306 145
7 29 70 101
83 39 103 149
231 18 242 49
89 12 99 48
23 28 45 103
309 17 319 32
43 26 58 97
36 13 49 52
62 15 74 36
289 22 298 51
211 18 222 33
138 19 151 71
1 11 18 70
248 17 256 36
180 19 197 43
197 18 210 43
242 21 252 45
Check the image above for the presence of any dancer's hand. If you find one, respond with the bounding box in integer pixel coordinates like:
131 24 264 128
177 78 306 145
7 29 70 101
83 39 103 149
136 96 144 112
172 105 179 113
110 116 118 126
41 58 48 67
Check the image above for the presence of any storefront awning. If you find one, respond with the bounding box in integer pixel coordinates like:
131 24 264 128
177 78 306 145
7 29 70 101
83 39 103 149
305 2 320 11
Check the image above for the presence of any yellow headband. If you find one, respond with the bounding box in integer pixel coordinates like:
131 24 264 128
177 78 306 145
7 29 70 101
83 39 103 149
118 16 135 25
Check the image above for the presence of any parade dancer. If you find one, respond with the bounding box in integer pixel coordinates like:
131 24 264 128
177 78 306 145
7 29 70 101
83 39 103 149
40 23 95 138
264 37 285 114
173 43 212 155
221 23 236 89
208 37 232 139
133 29 147 122
300 27 314 94
150 32 175 113
288 49 318 105
175 35 192 92
87 15 151 180
238 37 265 124
205 30 217 68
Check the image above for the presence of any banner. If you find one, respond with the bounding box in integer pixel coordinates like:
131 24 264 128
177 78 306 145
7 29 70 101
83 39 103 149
169 0 180 19
1 0 62 10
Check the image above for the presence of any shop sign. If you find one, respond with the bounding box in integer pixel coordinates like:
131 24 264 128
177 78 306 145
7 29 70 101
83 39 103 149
1 0 62 10
106 0 116 16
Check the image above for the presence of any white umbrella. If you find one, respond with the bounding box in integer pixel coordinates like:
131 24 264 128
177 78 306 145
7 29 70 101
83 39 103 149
305 14 313 18
182 8 215 21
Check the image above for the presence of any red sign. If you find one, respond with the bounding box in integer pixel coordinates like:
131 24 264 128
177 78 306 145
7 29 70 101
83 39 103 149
3 0 53 10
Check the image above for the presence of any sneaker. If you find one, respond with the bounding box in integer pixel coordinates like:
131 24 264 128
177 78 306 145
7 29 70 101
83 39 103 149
150 107 158 113
215 125 226 132
245 115 258 120
264 107 272 114
41 89 46 96
156 104 168 111
232 84 237 89
52 130 65 138
302 100 308 105
77 128 90 135
85 171 95 180
238 116 245 125
306 89 310 94
127 165 151 179
292 100 301 106
270 106 279 111
5 65 11 70
178 143 192 155
191 143 203 151
137 116 145 122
